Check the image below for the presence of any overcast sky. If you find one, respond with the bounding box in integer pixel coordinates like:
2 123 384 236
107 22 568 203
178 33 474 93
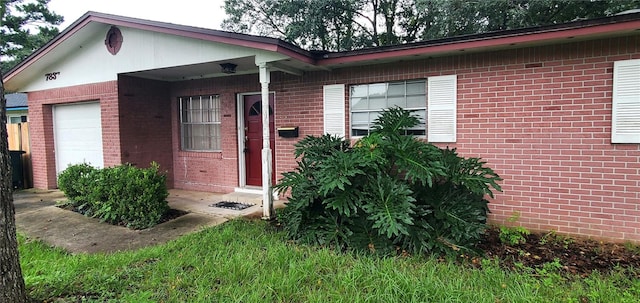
49 0 228 30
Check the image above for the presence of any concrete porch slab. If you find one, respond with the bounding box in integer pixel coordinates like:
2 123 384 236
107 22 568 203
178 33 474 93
169 189 286 219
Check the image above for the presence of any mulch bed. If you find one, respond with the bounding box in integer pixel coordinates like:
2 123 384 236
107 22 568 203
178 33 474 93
473 227 640 277
56 204 188 228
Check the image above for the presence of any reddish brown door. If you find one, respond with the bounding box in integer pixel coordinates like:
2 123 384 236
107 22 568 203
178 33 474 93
244 94 275 186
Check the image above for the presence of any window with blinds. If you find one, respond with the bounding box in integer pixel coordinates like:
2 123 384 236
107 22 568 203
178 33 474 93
179 95 222 151
350 80 427 136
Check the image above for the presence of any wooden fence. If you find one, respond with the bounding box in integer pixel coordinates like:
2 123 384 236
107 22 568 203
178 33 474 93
7 122 32 188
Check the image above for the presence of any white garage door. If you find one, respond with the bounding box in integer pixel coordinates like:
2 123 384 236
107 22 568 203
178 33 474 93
53 102 104 175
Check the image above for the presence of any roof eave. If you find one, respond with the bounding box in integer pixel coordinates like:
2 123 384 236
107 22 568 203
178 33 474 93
318 13 640 66
4 11 316 86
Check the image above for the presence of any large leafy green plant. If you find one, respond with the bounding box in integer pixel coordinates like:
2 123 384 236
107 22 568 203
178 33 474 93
275 107 501 255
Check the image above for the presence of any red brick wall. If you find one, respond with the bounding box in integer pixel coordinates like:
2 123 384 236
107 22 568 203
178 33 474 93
169 76 263 192
118 76 174 186
449 39 640 241
27 81 120 189
25 34 639 242
266 35 640 242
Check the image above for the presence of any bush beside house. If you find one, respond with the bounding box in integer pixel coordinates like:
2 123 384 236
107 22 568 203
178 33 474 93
275 108 502 256
58 162 169 229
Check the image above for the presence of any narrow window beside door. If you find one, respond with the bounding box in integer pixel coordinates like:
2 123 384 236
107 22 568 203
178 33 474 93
179 95 222 151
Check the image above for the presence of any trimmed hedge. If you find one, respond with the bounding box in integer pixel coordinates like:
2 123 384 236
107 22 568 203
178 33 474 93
58 162 169 229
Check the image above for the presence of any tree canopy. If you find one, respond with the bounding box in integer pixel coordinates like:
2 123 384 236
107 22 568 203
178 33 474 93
222 0 640 51
1 0 63 73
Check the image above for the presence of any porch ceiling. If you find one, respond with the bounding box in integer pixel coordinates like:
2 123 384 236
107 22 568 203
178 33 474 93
123 56 319 81
123 56 257 81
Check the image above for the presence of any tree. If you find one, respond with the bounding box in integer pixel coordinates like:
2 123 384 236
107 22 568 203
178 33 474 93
222 0 362 51
1 0 63 73
0 70 27 303
222 0 640 51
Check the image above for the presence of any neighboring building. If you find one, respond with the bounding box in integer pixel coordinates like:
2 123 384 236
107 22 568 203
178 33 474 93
6 93 28 124
4 12 640 242
5 92 31 189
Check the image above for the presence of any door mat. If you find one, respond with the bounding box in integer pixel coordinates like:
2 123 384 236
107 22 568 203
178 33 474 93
209 201 254 211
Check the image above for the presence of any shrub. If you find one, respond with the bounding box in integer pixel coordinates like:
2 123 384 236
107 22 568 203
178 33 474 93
499 225 530 246
57 162 169 229
274 107 502 256
57 163 99 212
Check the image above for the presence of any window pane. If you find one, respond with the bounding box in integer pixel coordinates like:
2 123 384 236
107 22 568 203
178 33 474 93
387 82 405 96
211 125 220 150
350 85 368 97
412 110 426 129
368 97 386 110
368 83 387 97
369 111 382 125
406 95 425 108
349 80 426 136
407 81 426 95
352 112 369 124
352 128 370 136
351 96 368 110
406 110 426 136
388 96 405 108
405 129 426 136
181 124 191 148
179 95 221 151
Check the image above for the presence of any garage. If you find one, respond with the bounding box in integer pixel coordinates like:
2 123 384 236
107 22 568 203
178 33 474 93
53 102 104 175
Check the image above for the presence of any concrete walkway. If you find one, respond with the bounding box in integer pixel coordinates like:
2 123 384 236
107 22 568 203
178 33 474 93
13 189 270 254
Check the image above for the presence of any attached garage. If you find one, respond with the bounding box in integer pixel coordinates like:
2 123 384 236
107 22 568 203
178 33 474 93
53 102 104 175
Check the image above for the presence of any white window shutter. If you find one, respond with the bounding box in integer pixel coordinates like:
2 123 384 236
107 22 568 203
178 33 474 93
428 75 457 142
612 59 640 143
323 84 346 137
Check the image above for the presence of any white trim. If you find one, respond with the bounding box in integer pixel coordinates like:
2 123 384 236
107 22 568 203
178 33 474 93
323 84 346 137
235 186 262 195
612 59 640 143
53 101 104 175
427 75 457 142
236 91 276 190
236 93 248 188
234 186 279 200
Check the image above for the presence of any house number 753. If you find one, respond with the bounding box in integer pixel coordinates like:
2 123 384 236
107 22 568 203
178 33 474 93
45 72 60 81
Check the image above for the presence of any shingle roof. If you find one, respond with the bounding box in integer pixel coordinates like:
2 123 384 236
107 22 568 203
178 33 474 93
5 10 640 86
5 93 27 108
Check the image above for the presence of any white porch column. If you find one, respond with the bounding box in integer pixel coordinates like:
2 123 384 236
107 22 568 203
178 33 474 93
259 62 274 219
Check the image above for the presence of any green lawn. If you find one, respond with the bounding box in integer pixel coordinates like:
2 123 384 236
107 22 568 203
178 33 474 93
19 219 640 302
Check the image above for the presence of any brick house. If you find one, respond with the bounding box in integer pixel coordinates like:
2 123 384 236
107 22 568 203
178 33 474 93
5 12 640 241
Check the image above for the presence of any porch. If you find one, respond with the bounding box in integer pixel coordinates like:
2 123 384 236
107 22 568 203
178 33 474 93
167 189 287 219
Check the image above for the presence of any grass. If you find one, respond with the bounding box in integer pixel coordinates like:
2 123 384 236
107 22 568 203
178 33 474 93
19 219 640 303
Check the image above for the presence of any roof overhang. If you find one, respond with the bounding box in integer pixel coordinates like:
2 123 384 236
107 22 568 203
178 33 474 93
5 11 640 91
4 12 319 91
318 12 640 67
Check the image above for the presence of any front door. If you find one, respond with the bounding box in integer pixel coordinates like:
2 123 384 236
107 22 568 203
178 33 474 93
244 94 275 187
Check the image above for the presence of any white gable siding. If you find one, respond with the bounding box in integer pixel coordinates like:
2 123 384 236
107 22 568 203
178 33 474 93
21 26 288 91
